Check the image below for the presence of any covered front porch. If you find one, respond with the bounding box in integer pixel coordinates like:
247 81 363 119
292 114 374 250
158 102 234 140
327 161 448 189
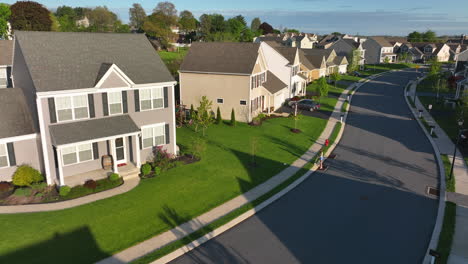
49 115 142 186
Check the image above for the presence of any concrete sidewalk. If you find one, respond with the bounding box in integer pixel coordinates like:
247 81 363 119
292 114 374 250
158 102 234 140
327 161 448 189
409 81 468 264
97 78 370 264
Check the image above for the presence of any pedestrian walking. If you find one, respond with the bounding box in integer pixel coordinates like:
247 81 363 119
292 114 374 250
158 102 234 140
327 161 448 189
319 150 324 170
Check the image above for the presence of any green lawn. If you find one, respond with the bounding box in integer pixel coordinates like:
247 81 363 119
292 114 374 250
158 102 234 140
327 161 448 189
0 115 327 264
442 154 455 192
437 202 457 264
306 82 345 112
356 63 417 77
416 78 454 94
157 48 189 64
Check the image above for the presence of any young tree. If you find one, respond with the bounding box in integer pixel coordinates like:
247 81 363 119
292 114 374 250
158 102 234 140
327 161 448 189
10 1 52 31
230 108 236 126
250 17 261 32
194 96 213 136
291 103 302 131
258 22 274 34
383 56 391 64
330 72 341 88
348 48 360 72
216 107 222 124
129 3 147 30
189 136 206 160
178 10 197 32
0 3 11 39
317 77 329 100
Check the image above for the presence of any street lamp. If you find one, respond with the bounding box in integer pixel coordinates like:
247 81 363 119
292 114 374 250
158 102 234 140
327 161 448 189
449 119 465 180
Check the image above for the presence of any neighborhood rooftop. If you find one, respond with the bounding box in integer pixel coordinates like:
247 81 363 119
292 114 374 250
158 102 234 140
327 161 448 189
0 88 37 138
179 42 261 74
14 31 175 93
0 40 13 65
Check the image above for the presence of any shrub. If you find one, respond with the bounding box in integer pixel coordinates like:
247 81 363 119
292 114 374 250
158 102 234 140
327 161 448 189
153 146 174 171
216 107 222 124
109 173 120 181
84 180 97 190
141 163 152 176
12 165 44 187
0 182 13 193
13 188 32 197
154 166 161 176
31 182 47 191
59 186 71 197
230 108 236 126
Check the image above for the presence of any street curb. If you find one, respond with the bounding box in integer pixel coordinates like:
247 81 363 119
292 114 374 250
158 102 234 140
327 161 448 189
403 78 446 264
149 74 380 264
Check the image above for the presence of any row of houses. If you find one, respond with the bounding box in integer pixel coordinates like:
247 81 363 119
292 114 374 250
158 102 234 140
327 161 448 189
0 32 177 187
178 41 348 123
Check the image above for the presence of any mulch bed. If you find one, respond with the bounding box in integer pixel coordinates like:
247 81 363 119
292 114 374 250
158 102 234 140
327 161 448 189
175 154 200 165
290 128 302 133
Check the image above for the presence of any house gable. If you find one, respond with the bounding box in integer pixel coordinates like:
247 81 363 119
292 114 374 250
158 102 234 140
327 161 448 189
95 64 135 89
252 48 267 74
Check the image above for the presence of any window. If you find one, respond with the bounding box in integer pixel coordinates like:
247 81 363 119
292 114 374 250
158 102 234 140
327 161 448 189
142 124 166 149
62 143 93 166
108 92 123 115
240 100 247 105
292 65 299 76
217 98 224 104
251 72 267 89
56 95 89 122
0 143 9 168
140 87 164 111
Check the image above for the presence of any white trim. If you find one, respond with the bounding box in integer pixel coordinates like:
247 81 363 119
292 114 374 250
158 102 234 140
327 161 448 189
110 139 118 173
107 91 124 116
139 87 165 112
0 143 10 168
178 70 250 76
136 134 141 168
35 81 177 98
95 64 135 88
57 147 65 186
141 123 166 149
0 133 38 144
56 132 140 149
171 85 177 155
54 94 90 123
114 137 127 164
36 96 52 184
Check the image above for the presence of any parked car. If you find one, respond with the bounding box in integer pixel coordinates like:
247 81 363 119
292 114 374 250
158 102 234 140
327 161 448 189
352 71 362 77
290 99 320 112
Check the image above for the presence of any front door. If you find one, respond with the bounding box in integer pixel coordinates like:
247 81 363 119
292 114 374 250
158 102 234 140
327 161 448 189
115 137 126 164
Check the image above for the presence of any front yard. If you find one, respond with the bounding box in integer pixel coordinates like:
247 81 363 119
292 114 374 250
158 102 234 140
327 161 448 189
0 115 327 264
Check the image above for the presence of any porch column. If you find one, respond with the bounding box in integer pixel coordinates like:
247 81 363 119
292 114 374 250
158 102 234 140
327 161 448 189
135 134 141 168
56 147 65 186
268 95 271 115
110 139 118 173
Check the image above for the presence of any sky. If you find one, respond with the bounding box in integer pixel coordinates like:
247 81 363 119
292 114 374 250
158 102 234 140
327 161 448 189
3 0 468 35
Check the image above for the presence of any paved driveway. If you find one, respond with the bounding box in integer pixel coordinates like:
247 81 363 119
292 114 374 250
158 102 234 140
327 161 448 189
170 69 439 264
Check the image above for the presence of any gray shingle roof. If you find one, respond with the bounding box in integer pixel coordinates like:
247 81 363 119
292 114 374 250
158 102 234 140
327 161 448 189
370 37 393 47
273 47 298 64
0 40 13 65
298 49 316 70
263 71 287 94
0 88 37 138
15 31 174 93
180 42 261 74
49 115 140 146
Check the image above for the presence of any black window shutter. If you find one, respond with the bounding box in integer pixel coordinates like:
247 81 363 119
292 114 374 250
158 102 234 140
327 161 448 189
106 140 110 155
102 93 109 116
128 136 133 162
163 87 169 108
48 97 57 124
139 136 142 150
122 91 128 113
88 94 95 118
7 142 16 166
53 147 58 169
134 90 140 112
92 142 99 160
165 124 170 144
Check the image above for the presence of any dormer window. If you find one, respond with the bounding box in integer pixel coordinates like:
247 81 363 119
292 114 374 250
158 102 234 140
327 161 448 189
251 71 267 89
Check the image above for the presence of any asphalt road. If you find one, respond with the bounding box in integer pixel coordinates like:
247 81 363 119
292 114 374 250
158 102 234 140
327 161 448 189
170 69 439 264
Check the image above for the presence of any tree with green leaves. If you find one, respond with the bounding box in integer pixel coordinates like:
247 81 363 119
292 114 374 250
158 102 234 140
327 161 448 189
428 57 441 85
55 5 76 20
129 3 147 30
199 14 211 36
231 108 236 126
347 48 360 72
423 30 437 42
143 9 177 48
383 56 391 64
250 17 261 31
216 107 222 124
10 1 52 31
189 136 206 160
87 6 118 32
408 31 423 42
194 96 213 136
399 52 409 63
153 1 177 17
0 3 11 39
330 72 341 88
178 10 197 33
50 13 60 31
317 77 329 100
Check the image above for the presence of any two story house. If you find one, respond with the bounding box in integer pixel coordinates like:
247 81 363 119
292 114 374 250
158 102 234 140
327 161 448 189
302 49 348 75
7 31 177 186
179 42 292 122
0 40 13 88
329 38 366 68
362 37 397 64
270 46 307 98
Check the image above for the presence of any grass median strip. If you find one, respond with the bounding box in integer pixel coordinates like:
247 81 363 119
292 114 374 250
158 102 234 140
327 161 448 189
441 154 455 192
420 117 437 138
436 202 457 264
133 122 344 264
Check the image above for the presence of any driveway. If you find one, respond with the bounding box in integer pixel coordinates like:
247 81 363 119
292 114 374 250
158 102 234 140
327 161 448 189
170 69 439 264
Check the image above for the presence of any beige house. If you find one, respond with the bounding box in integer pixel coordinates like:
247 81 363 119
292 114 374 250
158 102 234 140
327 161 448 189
179 42 289 123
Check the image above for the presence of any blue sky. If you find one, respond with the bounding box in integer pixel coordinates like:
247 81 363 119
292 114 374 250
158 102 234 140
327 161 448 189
3 0 468 35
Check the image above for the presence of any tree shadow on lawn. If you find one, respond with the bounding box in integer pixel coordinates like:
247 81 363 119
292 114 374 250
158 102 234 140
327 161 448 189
0 226 110 264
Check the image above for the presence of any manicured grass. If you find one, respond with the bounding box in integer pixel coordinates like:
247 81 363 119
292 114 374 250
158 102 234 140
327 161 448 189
436 202 457 264
340 75 363 82
341 100 348 113
157 48 188 64
416 78 453 94
132 121 344 264
0 115 327 264
441 154 455 192
306 82 345 112
357 63 417 77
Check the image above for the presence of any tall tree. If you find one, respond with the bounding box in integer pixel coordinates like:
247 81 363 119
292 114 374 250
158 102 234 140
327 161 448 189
408 31 423 42
226 17 244 37
348 48 360 72
153 1 177 17
0 3 11 39
258 22 273 34
10 1 52 31
199 14 211 35
55 5 76 20
210 14 225 32
87 6 118 32
232 15 246 27
49 13 60 31
129 3 146 30
143 11 176 47
250 17 261 31
178 10 197 32
423 30 437 42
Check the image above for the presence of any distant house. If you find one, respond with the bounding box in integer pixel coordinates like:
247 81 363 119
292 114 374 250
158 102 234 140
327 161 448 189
400 43 451 62
76 16 90 28
285 35 316 49
316 34 341 49
362 37 397 64
328 38 366 68
0 40 13 88
302 49 348 75
179 42 292 122
255 33 317 49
